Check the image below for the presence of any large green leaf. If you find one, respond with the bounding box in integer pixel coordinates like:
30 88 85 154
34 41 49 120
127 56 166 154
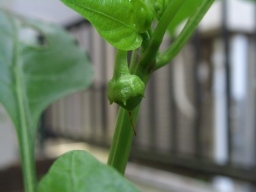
61 0 153 51
0 9 93 145
38 150 140 192
0 10 93 191
168 0 202 36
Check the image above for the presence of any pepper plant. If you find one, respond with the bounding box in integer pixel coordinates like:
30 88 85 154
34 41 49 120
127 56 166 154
0 0 214 191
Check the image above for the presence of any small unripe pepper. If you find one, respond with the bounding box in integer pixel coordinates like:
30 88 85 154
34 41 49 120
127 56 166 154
107 50 145 111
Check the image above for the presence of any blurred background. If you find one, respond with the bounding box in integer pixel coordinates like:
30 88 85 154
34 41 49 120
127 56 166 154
1 0 256 191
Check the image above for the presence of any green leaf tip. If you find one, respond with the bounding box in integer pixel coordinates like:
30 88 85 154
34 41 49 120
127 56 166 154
38 150 140 192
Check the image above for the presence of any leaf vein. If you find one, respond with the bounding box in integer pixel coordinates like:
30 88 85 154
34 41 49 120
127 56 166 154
70 2 135 32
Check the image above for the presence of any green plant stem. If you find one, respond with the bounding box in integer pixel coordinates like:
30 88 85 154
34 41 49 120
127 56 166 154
107 0 185 174
155 0 215 70
113 49 129 78
107 0 214 175
135 0 185 74
16 78 37 192
17 76 37 192
129 49 138 74
18 131 37 192
108 49 150 174
107 106 140 174
12 18 37 192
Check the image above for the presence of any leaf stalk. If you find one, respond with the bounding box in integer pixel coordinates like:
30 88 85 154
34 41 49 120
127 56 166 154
135 0 185 74
155 0 215 70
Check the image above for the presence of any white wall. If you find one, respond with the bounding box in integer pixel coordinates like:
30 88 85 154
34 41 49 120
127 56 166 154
0 0 82 25
1 0 255 31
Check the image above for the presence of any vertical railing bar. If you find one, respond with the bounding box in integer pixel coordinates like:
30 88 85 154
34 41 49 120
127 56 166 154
148 76 157 150
100 39 108 144
193 30 202 158
81 23 90 140
89 26 97 141
254 2 256 167
89 87 96 140
222 0 232 164
169 60 178 153
77 25 86 137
